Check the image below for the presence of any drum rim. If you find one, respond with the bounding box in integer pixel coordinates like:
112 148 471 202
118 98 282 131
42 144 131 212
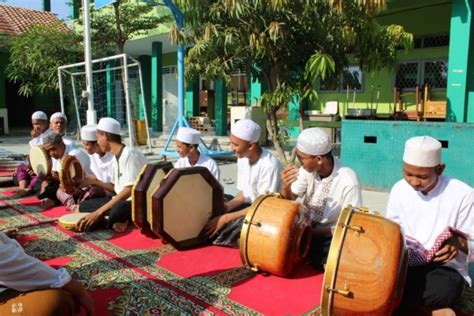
239 194 276 271
29 146 51 176
320 205 354 316
131 164 149 222
59 155 83 194
58 213 88 229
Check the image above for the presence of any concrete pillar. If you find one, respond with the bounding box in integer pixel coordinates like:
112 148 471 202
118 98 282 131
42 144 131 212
215 79 228 136
70 0 80 19
246 73 267 107
185 79 200 118
151 41 163 132
139 55 152 122
446 0 474 123
42 0 51 12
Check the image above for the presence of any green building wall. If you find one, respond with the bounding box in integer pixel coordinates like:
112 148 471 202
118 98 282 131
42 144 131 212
311 2 451 115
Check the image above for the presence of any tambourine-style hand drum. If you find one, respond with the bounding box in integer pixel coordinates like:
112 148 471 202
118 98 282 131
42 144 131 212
59 155 84 194
28 146 52 177
321 205 408 316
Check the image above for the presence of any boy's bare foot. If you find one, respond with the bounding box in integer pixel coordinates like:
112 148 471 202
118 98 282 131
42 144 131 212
68 205 79 213
40 198 55 209
112 220 129 233
432 308 455 316
13 189 31 198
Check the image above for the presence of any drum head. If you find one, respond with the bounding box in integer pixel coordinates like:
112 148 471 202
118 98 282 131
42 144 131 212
28 146 51 177
151 167 225 250
131 162 173 233
60 155 84 194
59 213 88 230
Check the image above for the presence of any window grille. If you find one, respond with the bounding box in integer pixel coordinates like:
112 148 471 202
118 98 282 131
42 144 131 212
424 60 448 89
319 65 363 92
395 62 419 89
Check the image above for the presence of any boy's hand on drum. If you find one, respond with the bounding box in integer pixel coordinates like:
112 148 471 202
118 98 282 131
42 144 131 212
281 164 299 188
204 214 229 238
76 211 102 232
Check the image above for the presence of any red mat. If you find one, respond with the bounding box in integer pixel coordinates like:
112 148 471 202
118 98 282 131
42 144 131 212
0 189 323 315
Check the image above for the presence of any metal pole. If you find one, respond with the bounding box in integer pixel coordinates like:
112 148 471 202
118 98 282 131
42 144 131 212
83 0 97 124
58 68 65 114
71 76 83 132
137 63 153 153
123 54 134 148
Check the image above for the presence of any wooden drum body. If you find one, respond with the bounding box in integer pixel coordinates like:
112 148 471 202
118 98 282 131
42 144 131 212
58 213 88 231
28 146 51 177
240 195 312 277
151 167 224 250
59 155 84 194
131 162 173 235
321 206 407 316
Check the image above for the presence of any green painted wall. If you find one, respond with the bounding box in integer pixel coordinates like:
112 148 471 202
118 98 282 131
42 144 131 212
162 53 177 67
312 2 451 115
341 120 474 191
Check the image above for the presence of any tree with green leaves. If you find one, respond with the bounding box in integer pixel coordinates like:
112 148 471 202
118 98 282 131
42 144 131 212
174 0 412 162
6 22 81 97
78 0 172 56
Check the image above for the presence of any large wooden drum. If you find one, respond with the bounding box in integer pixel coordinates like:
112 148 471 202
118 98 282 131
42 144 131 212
240 194 312 277
151 167 224 250
28 146 51 177
131 162 173 235
321 206 407 316
59 155 84 194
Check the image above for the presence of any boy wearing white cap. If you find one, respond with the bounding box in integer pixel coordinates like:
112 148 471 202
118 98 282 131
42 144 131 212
387 136 473 315
204 119 281 241
174 127 220 180
38 132 92 209
29 111 50 147
280 127 362 267
49 112 74 146
13 111 51 197
76 117 148 233
80 124 114 184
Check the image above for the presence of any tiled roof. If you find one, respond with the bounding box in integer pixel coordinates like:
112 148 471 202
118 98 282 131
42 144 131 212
0 4 68 36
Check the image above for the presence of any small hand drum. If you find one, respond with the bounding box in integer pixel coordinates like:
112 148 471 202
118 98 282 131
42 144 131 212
151 167 225 250
59 155 84 194
28 146 51 177
58 213 89 231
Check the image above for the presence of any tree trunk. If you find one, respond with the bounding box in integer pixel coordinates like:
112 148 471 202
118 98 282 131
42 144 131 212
298 97 305 132
267 107 287 164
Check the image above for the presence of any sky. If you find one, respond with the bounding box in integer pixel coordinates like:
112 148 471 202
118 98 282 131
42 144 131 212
1 0 71 20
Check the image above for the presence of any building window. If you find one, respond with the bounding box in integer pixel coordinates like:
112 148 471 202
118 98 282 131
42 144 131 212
319 65 363 92
394 59 448 90
395 62 419 90
424 60 448 89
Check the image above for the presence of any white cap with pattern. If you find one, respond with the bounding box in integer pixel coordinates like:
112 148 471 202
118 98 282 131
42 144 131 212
296 128 332 156
50 112 67 123
403 136 442 167
230 119 261 143
176 127 200 145
97 117 121 135
81 124 97 141
31 111 47 121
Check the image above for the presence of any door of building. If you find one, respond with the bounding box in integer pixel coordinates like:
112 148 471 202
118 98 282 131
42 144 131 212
162 67 178 134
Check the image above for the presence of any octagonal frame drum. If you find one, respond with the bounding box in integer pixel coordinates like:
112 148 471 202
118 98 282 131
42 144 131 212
151 167 225 250
132 162 173 236
321 206 407 316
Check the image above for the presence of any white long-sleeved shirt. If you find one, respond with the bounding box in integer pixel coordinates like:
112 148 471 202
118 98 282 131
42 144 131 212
29 129 51 147
0 232 71 292
89 152 114 183
386 175 474 285
236 148 282 203
174 154 220 180
291 158 362 227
